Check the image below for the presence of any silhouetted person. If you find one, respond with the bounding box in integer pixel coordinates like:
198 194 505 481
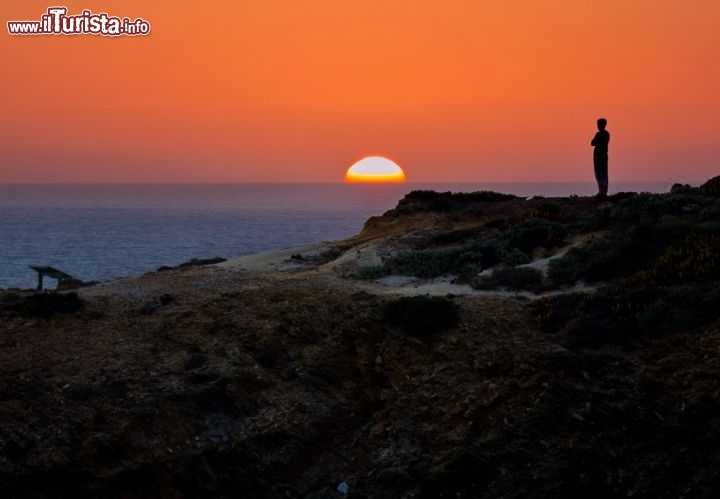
591 118 610 198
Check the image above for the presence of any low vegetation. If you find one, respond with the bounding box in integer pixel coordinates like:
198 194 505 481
366 181 720 328
394 190 519 214
547 227 659 285
158 257 227 272
534 285 720 349
630 232 720 286
523 182 720 350
402 189 519 204
389 242 499 280
388 218 567 279
701 175 720 196
1 292 84 318
356 265 386 280
391 247 463 278
382 295 460 336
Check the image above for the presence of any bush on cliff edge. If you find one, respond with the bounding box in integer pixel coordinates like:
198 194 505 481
5 292 84 318
382 296 460 336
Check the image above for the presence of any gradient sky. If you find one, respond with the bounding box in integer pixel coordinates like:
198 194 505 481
2 0 719 182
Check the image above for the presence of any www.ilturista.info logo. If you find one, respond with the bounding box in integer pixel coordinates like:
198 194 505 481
7 7 151 36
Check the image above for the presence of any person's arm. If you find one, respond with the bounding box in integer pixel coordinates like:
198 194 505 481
591 133 598 146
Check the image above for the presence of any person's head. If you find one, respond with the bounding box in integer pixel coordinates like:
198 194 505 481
597 118 607 130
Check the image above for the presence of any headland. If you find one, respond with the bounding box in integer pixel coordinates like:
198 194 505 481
1 178 720 497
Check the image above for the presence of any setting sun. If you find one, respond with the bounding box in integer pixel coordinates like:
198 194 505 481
344 156 407 183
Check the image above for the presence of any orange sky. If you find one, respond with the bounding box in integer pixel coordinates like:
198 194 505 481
2 0 719 182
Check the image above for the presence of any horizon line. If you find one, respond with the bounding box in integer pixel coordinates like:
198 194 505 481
0 179 704 185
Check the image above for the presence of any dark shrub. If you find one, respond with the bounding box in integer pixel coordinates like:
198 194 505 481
357 265 385 280
182 352 208 371
7 292 83 318
549 225 676 285
701 175 720 196
382 296 460 336
315 247 343 264
457 241 501 269
608 191 638 201
403 190 448 202
536 201 562 217
528 200 574 222
431 227 479 245
699 222 720 235
533 290 638 350
0 292 22 304
637 286 720 335
178 257 227 268
488 218 566 266
159 257 227 272
496 244 531 265
452 191 518 202
396 191 453 212
534 289 644 349
430 196 453 212
609 192 698 225
547 249 587 285
500 218 567 254
400 190 517 209
534 285 719 350
391 248 463 278
546 234 624 285
578 206 612 231
455 263 484 282
670 183 698 194
56 278 85 290
632 233 720 286
159 293 175 306
699 206 720 222
610 193 663 224
562 313 632 350
391 242 499 278
485 217 508 230
533 293 592 335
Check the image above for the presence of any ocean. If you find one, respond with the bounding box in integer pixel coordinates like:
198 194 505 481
0 182 675 289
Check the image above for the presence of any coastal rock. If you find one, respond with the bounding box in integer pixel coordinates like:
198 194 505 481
2 185 720 497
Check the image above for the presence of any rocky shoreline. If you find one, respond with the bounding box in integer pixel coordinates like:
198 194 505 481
2 181 720 498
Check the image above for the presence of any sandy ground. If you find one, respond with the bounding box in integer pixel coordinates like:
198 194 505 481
216 242 333 271
80 233 601 301
218 234 602 299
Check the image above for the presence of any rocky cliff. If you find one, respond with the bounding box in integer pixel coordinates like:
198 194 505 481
1 180 720 498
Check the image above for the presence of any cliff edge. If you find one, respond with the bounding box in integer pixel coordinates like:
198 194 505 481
1 179 720 498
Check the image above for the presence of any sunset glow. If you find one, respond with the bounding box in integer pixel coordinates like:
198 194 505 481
345 157 406 183
2 1 720 182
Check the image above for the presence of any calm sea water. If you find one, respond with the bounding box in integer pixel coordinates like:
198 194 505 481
0 182 673 289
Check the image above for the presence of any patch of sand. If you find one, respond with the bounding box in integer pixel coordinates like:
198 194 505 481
356 274 595 298
79 230 607 302
216 242 332 270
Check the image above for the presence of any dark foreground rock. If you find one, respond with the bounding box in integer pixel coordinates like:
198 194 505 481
2 186 720 498
1 281 719 498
